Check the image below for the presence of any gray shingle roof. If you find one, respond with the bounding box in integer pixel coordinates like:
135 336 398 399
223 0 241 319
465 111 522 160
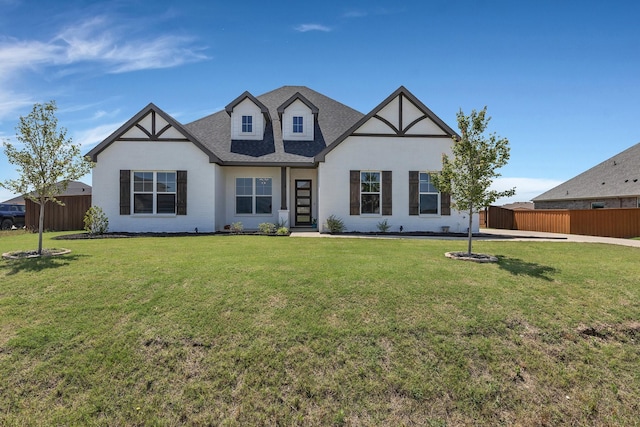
184 86 364 165
533 142 640 201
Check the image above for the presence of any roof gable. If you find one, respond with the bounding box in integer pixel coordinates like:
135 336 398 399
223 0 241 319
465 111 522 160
533 142 640 201
185 86 364 165
276 92 319 121
315 86 458 161
86 103 221 163
225 91 271 122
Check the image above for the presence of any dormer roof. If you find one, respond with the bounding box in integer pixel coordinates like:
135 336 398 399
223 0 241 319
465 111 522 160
185 86 363 165
276 92 319 122
224 91 271 122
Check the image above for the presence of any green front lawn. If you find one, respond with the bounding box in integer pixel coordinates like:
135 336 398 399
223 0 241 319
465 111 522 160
1 232 638 425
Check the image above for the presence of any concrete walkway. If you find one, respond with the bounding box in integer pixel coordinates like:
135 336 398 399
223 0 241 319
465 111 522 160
290 228 640 248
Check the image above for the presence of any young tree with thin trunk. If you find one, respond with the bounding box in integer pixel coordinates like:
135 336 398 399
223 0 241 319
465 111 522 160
1 101 93 254
432 107 515 255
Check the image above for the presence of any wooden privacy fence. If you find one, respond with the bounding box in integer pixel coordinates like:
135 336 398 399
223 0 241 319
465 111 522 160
25 195 92 231
485 206 640 238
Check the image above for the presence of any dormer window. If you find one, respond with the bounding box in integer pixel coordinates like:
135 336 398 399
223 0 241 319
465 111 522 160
277 92 318 142
242 115 253 133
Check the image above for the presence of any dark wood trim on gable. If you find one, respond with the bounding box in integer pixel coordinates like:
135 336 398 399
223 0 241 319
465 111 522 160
350 133 451 138
135 123 153 139
403 116 428 134
86 103 222 164
316 86 459 162
373 115 400 134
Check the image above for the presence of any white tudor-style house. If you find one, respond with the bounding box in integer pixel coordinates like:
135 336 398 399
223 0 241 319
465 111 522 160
87 86 477 233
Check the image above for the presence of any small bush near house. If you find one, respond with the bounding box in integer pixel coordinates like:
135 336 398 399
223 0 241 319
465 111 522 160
230 222 243 234
276 226 289 235
376 219 391 233
325 215 345 233
83 206 109 235
258 222 277 234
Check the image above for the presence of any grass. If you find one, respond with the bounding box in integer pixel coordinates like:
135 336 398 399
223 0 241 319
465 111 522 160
1 231 639 426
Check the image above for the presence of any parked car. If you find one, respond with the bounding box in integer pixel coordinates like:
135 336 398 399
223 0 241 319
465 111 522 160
0 203 26 230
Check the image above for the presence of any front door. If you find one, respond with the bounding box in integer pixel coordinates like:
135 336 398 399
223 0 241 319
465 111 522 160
295 179 312 226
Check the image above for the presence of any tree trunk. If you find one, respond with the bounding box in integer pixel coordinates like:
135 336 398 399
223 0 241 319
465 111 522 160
38 200 45 255
467 205 473 255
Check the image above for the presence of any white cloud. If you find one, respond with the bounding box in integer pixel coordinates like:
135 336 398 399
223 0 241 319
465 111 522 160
73 122 122 150
294 24 331 33
0 15 209 119
490 177 563 205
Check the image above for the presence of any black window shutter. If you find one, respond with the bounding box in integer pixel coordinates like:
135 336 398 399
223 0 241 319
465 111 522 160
120 170 130 215
441 192 451 216
350 170 360 215
177 170 187 215
409 171 419 216
382 171 392 216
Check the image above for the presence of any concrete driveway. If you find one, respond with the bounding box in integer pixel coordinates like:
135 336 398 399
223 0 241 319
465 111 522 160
290 228 640 248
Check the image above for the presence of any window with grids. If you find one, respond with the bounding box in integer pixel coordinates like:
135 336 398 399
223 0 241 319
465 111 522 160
236 178 272 214
293 116 303 133
419 172 439 214
133 171 176 214
360 171 381 214
241 115 253 133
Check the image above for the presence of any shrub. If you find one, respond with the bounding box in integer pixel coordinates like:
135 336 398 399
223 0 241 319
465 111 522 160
325 215 345 233
376 219 391 233
258 222 277 234
230 222 243 234
276 227 289 235
83 206 109 235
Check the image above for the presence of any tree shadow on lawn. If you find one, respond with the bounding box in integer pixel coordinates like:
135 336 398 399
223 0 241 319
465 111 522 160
1 253 88 275
495 255 558 281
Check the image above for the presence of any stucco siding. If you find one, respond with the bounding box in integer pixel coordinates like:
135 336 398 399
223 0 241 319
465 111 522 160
281 99 314 141
318 136 476 233
230 99 264 140
91 139 216 232
221 166 281 230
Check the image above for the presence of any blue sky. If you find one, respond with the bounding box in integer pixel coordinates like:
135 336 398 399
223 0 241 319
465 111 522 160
1 0 639 204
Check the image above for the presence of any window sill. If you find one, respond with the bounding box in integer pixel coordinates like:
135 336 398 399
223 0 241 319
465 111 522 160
131 214 177 217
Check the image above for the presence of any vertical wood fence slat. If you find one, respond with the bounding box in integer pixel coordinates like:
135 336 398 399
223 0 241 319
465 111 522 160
485 206 640 238
25 195 92 231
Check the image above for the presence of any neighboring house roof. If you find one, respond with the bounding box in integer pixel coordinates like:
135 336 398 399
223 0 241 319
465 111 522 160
533 142 640 201
185 86 364 165
501 202 534 210
2 180 91 204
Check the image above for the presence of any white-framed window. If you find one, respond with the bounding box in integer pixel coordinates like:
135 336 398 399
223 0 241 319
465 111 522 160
293 116 303 133
133 171 176 214
241 115 253 133
419 172 439 215
591 202 605 209
235 177 272 214
360 171 381 214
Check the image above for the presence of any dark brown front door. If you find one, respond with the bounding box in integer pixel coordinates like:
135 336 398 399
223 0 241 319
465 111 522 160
295 180 312 226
